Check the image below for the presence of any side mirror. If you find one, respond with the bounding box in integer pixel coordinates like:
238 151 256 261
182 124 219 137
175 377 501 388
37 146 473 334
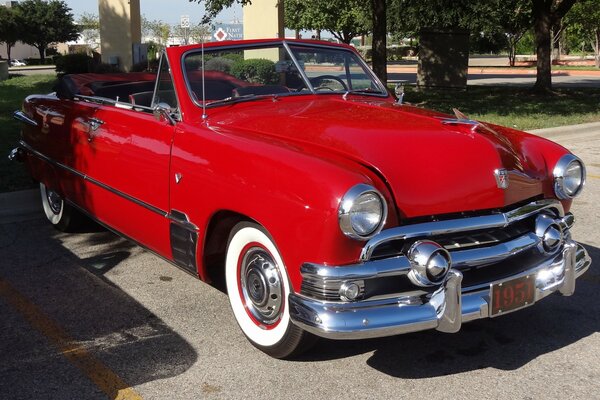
395 82 405 105
153 102 176 125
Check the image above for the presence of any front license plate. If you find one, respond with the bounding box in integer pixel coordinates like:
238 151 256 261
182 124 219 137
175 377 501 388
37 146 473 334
490 274 536 316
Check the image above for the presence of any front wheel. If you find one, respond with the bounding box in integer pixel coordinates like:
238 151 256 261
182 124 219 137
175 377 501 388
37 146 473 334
225 222 316 358
40 183 84 232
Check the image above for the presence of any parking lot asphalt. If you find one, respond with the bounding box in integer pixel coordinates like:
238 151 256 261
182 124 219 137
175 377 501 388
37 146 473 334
0 127 599 400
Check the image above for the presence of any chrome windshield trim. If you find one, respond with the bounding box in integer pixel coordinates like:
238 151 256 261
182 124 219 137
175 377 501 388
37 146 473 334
282 40 315 94
360 200 564 261
13 111 38 127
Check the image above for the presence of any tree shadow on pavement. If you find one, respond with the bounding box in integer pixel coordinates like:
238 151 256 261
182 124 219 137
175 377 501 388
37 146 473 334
298 243 599 378
0 217 197 399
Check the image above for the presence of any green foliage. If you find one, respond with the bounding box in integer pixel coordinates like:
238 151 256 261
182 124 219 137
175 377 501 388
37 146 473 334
564 0 600 66
143 16 171 48
205 57 235 73
54 53 93 74
230 58 278 85
285 0 371 44
78 12 100 51
515 30 536 55
188 0 252 23
15 0 80 61
0 5 22 60
0 75 57 192
404 86 600 130
356 45 415 61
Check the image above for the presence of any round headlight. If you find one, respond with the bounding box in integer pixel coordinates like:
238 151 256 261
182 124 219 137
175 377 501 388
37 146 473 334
339 184 387 240
553 154 586 199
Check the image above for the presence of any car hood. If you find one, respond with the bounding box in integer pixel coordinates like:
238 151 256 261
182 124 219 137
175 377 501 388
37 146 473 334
209 96 549 218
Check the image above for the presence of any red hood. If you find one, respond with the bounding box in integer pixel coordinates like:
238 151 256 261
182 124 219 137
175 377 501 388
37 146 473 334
209 96 551 219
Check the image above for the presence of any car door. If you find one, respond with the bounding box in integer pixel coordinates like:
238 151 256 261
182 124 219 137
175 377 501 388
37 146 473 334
76 62 177 257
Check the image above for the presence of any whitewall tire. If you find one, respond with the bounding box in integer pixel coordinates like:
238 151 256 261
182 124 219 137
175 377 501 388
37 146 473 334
225 222 316 358
40 183 83 232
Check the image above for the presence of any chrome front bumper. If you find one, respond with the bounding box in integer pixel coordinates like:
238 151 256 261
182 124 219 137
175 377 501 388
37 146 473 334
289 241 591 340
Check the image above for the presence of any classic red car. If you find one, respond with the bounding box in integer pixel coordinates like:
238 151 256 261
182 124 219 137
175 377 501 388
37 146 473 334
11 39 591 358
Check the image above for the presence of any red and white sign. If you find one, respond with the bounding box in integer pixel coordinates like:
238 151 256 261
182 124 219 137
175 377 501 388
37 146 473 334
214 28 228 42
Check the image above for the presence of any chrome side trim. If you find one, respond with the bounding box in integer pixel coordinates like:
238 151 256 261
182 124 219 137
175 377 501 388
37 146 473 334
20 140 168 217
290 242 590 340
13 111 38 127
360 199 564 261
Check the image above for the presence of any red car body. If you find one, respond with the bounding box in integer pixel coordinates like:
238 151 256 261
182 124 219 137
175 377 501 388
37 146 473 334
12 39 591 358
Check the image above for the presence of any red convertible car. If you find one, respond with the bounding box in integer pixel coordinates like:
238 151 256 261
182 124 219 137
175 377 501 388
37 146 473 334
11 39 591 358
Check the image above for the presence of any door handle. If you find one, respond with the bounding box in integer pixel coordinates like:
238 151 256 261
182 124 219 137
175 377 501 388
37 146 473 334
89 117 104 131
87 118 104 142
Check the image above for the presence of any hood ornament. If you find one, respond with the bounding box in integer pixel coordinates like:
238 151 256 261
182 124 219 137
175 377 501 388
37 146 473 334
494 169 509 189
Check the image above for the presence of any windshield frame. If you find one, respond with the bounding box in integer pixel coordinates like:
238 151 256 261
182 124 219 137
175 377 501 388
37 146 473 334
180 40 390 110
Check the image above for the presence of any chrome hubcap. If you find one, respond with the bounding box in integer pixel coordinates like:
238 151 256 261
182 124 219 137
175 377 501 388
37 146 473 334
240 248 283 325
45 188 62 215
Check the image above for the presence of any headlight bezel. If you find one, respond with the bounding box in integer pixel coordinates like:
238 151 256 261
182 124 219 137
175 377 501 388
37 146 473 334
338 184 388 240
553 154 586 200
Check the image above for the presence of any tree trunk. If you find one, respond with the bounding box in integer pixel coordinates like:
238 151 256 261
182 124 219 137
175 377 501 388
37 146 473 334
595 29 600 69
508 38 516 67
6 43 12 62
37 45 46 62
371 0 387 83
295 29 300 40
532 0 552 92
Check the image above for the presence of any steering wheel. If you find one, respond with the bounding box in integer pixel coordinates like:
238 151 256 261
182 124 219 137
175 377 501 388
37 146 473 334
297 75 348 92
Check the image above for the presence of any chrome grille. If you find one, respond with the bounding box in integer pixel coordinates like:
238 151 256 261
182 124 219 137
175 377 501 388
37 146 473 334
300 200 569 302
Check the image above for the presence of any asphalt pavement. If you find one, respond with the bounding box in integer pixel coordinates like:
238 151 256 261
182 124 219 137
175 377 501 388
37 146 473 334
0 125 599 399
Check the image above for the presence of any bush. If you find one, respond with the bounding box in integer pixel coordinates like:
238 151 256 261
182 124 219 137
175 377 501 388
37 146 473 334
230 58 278 84
205 56 234 73
55 53 94 74
356 45 417 62
24 57 56 66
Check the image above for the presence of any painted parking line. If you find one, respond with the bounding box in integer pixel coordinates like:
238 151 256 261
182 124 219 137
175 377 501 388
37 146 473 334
0 277 143 400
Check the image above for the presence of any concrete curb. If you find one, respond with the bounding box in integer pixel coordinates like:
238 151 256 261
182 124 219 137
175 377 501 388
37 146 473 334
527 121 600 138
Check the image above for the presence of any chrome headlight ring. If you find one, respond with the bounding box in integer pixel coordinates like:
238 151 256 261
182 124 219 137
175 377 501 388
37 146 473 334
338 184 388 240
553 154 586 200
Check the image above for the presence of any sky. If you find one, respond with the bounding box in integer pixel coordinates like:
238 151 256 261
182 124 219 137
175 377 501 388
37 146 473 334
63 0 242 25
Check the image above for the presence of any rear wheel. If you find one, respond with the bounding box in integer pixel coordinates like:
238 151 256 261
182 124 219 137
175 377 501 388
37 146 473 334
225 222 316 358
40 183 84 232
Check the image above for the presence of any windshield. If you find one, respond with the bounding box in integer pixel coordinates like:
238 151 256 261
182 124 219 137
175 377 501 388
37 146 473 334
182 43 388 107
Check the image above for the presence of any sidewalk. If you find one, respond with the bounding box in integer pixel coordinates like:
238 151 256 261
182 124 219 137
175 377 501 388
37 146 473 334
387 65 600 77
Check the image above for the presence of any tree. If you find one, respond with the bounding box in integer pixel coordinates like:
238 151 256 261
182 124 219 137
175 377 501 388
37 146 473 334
0 5 21 61
284 0 371 45
189 0 253 24
78 12 100 51
144 18 171 49
16 0 80 62
494 0 532 67
532 0 577 92
565 0 600 68
371 0 387 82
172 23 211 45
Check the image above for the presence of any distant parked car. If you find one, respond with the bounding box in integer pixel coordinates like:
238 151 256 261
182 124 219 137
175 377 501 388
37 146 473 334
10 59 26 67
